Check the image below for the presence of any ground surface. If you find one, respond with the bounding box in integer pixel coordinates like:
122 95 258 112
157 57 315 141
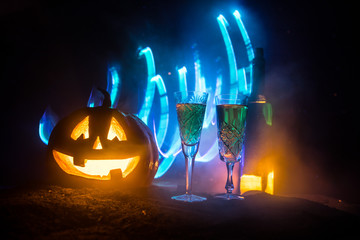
1 183 359 239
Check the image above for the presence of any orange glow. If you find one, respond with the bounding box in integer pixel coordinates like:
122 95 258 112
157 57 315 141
71 116 89 140
265 171 274 194
240 171 274 195
53 150 140 180
54 116 141 180
107 117 127 141
71 116 127 142
240 175 262 193
92 136 103 149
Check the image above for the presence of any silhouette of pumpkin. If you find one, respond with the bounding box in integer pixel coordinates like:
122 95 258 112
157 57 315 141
47 89 158 186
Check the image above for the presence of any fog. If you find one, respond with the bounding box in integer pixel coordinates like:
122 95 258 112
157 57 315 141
1 0 357 201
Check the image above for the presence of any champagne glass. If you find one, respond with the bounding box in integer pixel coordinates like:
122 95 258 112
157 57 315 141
171 91 208 202
215 94 248 200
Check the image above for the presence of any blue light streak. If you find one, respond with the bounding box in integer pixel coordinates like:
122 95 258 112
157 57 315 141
87 87 104 107
39 122 49 145
153 122 182 178
151 75 169 148
233 10 255 62
177 66 188 92
87 88 95 107
217 14 238 95
39 107 58 145
136 47 178 178
202 95 215 129
155 154 178 179
211 75 223 126
196 141 219 162
233 10 255 96
238 67 249 95
172 59 219 163
138 47 156 124
194 55 206 92
195 82 219 162
153 66 189 178
193 53 213 129
107 66 121 108
215 74 223 97
39 9 256 180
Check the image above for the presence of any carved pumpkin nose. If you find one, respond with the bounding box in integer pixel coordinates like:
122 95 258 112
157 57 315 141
93 136 103 150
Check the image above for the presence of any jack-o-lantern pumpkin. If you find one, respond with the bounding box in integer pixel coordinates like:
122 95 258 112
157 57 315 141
47 89 159 186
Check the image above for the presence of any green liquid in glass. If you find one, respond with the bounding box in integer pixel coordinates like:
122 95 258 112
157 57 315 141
216 104 248 162
176 103 206 145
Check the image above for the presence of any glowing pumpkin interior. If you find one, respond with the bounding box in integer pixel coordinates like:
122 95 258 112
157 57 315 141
53 116 140 180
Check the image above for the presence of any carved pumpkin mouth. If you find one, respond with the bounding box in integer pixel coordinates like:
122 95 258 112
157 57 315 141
51 112 143 181
46 89 159 185
53 150 140 180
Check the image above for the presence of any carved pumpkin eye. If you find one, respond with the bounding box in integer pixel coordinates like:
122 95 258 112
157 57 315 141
48 89 159 185
107 117 127 141
70 116 126 142
71 116 89 140
52 114 142 179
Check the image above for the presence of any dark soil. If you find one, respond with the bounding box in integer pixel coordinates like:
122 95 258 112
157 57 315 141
1 184 359 239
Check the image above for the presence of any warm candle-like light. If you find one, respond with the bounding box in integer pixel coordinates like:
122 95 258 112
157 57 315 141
265 171 274 194
241 170 274 194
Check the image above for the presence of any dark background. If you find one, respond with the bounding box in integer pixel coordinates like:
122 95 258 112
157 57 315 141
1 0 357 201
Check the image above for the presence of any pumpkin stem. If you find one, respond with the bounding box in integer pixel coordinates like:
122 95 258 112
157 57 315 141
97 88 111 108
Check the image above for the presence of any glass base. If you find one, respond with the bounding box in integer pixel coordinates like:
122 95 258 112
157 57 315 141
215 193 244 200
171 194 207 202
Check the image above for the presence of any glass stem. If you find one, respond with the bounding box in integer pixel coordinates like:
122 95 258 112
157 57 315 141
185 156 195 195
182 143 199 196
225 162 235 194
